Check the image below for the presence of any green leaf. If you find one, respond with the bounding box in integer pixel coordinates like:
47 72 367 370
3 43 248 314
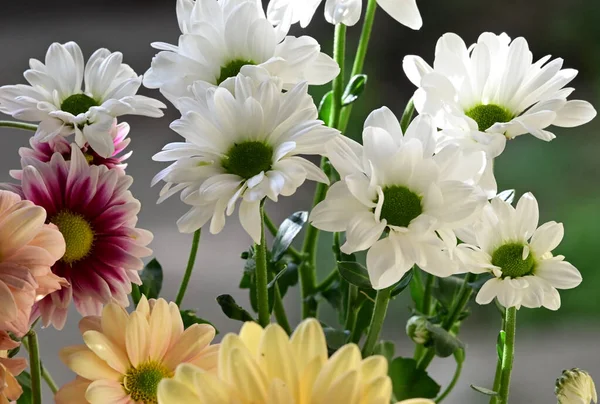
426 323 465 358
432 276 466 310
139 258 163 300
318 91 333 126
409 268 425 310
337 261 372 289
216 295 255 322
389 357 441 400
497 330 506 360
470 385 498 396
267 266 289 289
391 270 413 297
322 326 350 355
353 297 374 339
180 309 219 334
274 261 299 298
373 341 395 363
271 211 308 262
342 74 367 106
16 371 32 404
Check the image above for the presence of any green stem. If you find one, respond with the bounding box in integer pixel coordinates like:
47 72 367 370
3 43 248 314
330 23 347 130
175 229 201 306
0 120 38 132
316 268 339 291
273 284 292 335
131 283 141 304
418 273 476 370
27 330 42 404
490 315 507 404
361 286 393 357
255 202 270 327
421 273 435 314
42 365 58 394
436 353 464 403
344 284 359 335
338 0 378 132
263 213 304 262
400 98 415 132
496 307 517 404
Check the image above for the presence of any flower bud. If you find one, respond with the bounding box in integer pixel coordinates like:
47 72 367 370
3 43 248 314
406 316 431 345
555 368 597 404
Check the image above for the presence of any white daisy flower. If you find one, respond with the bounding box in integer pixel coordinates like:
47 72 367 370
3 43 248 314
310 106 488 289
143 0 339 108
152 69 338 243
267 0 422 30
0 41 166 158
403 32 597 154
456 192 582 310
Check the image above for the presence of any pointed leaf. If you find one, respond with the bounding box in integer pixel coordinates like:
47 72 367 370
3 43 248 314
16 371 32 404
318 91 333 126
337 261 372 289
322 326 350 355
271 211 308 262
391 270 413 297
179 309 219 334
470 385 498 396
389 357 440 400
426 323 465 358
139 258 163 300
216 295 255 322
497 330 506 360
342 74 367 106
373 341 395 363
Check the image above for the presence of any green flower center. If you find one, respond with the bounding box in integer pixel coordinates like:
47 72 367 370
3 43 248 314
51 211 95 264
217 59 255 85
491 243 535 278
222 141 273 179
60 94 98 116
464 104 513 132
123 361 172 404
379 186 423 228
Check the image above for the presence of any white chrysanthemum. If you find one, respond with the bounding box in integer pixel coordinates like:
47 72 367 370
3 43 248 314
404 32 597 155
310 107 487 289
0 42 166 158
556 368 598 404
153 69 338 243
143 0 339 108
267 0 422 30
456 192 582 310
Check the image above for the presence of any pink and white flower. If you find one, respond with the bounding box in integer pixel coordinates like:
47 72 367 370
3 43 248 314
7 148 153 329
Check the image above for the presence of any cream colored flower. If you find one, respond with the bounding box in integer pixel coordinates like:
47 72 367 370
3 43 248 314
556 368 597 404
56 296 218 404
158 318 433 404
0 331 27 404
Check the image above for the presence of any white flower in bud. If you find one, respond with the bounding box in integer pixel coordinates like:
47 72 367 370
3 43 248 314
556 368 597 404
406 316 431 345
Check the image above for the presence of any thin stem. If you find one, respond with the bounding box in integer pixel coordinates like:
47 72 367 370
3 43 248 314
42 365 59 394
175 229 201 306
421 273 435 314
330 23 347 130
27 330 42 404
497 307 517 404
255 202 270 327
338 0 378 132
316 268 339 291
418 273 477 370
273 284 292 335
436 353 464 403
131 283 141 304
344 284 359 335
263 213 304 262
490 315 507 404
400 98 415 132
0 120 38 132
361 286 393 357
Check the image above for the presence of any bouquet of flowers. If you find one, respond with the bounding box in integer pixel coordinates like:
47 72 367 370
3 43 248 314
0 0 597 403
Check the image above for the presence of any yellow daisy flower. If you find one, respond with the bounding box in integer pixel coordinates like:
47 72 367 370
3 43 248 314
157 318 434 404
55 296 218 404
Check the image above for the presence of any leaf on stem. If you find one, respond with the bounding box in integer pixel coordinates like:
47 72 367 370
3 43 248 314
180 309 219 334
216 295 255 322
391 270 413 297
341 74 367 106
425 322 465 358
16 371 32 404
373 341 395 363
432 275 467 310
318 91 334 126
470 385 498 396
138 258 163 302
322 326 350 355
271 211 308 262
497 330 506 360
389 357 441 400
337 261 372 290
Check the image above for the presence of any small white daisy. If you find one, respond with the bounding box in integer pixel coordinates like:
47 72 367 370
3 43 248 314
152 68 338 243
267 0 422 30
0 42 166 158
403 32 597 157
143 0 339 108
456 192 582 310
310 106 488 289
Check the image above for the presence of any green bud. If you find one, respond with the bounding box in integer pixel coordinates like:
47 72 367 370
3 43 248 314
406 315 431 345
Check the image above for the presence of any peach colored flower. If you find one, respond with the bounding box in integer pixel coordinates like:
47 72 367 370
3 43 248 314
56 296 218 404
0 331 27 404
0 190 66 337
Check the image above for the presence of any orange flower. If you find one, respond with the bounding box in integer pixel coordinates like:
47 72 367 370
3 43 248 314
56 297 218 404
0 190 66 337
0 331 27 404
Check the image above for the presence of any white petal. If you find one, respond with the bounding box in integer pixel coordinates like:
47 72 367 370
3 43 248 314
476 278 503 305
324 0 362 26
341 211 386 253
535 258 582 289
515 192 539 240
239 200 262 244
529 221 564 255
377 0 423 30
553 100 597 128
366 236 410 290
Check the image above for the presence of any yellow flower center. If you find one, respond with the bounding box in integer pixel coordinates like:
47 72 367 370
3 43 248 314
51 211 95 264
123 361 172 404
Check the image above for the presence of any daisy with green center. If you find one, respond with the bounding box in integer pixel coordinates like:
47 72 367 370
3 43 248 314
403 32 597 193
152 69 338 243
5 147 153 329
0 42 165 158
310 106 487 289
455 192 582 310
56 296 218 404
143 0 339 108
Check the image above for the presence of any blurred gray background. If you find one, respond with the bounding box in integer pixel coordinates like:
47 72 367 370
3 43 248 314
1 0 599 402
